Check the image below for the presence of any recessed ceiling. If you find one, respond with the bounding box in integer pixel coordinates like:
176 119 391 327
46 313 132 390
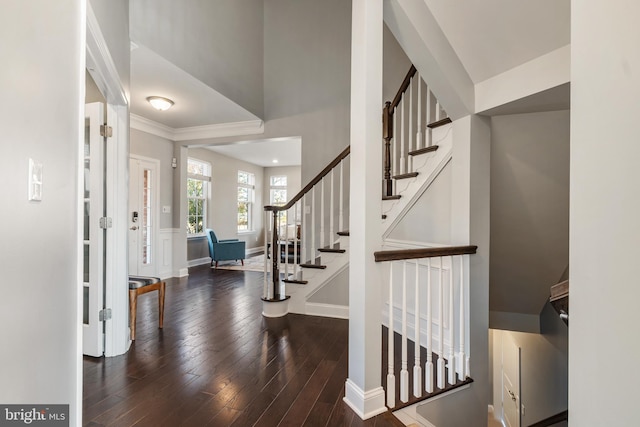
424 0 570 83
204 137 301 168
130 43 259 129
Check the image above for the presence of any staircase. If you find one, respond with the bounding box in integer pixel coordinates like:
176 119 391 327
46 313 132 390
262 65 476 412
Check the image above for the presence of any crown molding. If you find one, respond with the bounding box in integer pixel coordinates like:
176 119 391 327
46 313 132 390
130 114 264 142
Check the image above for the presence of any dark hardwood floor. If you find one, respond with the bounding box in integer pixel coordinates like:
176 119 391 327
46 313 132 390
83 266 403 427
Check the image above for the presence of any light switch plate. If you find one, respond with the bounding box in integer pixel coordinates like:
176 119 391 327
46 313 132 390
28 158 43 201
162 205 171 213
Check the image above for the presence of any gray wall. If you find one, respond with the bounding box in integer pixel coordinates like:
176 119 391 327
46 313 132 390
130 0 264 117
489 110 570 329
491 304 568 425
0 0 84 421
307 267 349 306
187 148 265 260
130 129 175 229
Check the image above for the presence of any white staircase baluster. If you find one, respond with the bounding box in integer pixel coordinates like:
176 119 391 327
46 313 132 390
448 256 456 385
458 254 466 380
302 194 308 264
426 90 432 147
408 77 414 172
387 262 396 408
320 177 325 249
400 95 405 175
311 187 316 262
425 258 433 393
437 256 445 389
392 107 398 186
400 261 409 403
330 168 335 244
416 73 423 151
293 202 299 276
284 209 290 277
435 100 441 122
339 159 344 233
413 259 422 397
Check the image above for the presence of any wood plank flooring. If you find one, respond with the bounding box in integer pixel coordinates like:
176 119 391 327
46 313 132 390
83 266 403 427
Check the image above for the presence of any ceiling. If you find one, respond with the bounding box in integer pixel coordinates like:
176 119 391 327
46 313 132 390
204 137 302 168
130 43 301 167
424 0 570 83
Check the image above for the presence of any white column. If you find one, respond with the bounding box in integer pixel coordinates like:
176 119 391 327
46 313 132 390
345 0 385 420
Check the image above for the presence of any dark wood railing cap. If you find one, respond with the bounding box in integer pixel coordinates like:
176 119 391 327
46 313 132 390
374 245 478 262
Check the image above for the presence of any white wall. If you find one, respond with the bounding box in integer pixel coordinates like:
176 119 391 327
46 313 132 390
130 0 264 117
0 0 83 423
490 110 570 330
570 1 640 425
187 148 265 260
130 129 175 229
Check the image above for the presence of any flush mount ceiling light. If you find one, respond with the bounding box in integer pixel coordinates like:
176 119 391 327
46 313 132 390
146 96 174 111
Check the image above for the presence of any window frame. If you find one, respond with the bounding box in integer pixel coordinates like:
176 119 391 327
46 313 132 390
237 170 255 233
187 158 211 237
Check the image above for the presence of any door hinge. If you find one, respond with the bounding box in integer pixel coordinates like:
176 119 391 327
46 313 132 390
100 124 113 138
99 308 112 322
99 217 112 229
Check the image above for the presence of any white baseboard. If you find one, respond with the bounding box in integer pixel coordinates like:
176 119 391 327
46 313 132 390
187 257 210 268
246 246 263 256
305 302 349 319
176 268 189 277
343 379 387 420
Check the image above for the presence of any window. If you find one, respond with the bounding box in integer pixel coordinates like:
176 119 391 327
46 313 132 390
237 171 255 232
187 158 211 235
270 175 287 205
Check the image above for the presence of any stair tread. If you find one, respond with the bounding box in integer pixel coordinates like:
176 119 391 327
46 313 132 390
337 230 350 236
283 279 308 284
408 145 439 157
300 257 326 269
383 195 401 200
318 244 346 253
393 172 419 180
427 117 452 129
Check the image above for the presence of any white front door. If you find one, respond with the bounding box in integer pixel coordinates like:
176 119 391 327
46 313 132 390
502 334 522 427
128 157 158 276
83 102 105 357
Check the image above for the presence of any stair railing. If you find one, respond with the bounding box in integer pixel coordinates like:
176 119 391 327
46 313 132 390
374 245 477 408
383 65 450 197
262 146 350 302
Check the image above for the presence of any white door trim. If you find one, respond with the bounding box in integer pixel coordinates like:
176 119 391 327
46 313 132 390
86 1 130 363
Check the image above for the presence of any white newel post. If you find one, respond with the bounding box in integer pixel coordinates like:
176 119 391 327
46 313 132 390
344 0 386 420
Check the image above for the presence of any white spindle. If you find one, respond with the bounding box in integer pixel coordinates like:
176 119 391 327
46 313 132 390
400 95 406 175
392 107 398 182
330 169 335 243
416 73 423 151
448 256 455 385
320 177 325 249
302 194 308 263
311 187 316 262
458 255 465 381
435 100 441 121
437 256 445 389
426 90 432 147
293 202 299 276
408 77 414 172
387 262 396 408
400 261 409 403
425 258 433 393
339 160 344 232
283 209 290 277
413 260 422 397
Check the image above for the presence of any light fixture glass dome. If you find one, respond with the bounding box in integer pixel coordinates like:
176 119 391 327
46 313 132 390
147 96 174 111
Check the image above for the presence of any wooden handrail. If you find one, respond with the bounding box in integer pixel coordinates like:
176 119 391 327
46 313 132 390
527 410 568 427
265 145 350 212
390 65 417 110
374 245 478 262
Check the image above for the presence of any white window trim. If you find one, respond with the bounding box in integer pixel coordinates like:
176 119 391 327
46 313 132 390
238 171 255 232
187 158 211 237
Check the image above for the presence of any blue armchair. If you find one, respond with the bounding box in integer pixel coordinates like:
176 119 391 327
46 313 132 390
205 229 246 268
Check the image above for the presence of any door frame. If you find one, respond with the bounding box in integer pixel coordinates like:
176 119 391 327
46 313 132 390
501 333 522 427
129 154 161 277
85 3 130 360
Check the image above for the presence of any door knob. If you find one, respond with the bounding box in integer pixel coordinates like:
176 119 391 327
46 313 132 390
130 226 138 230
